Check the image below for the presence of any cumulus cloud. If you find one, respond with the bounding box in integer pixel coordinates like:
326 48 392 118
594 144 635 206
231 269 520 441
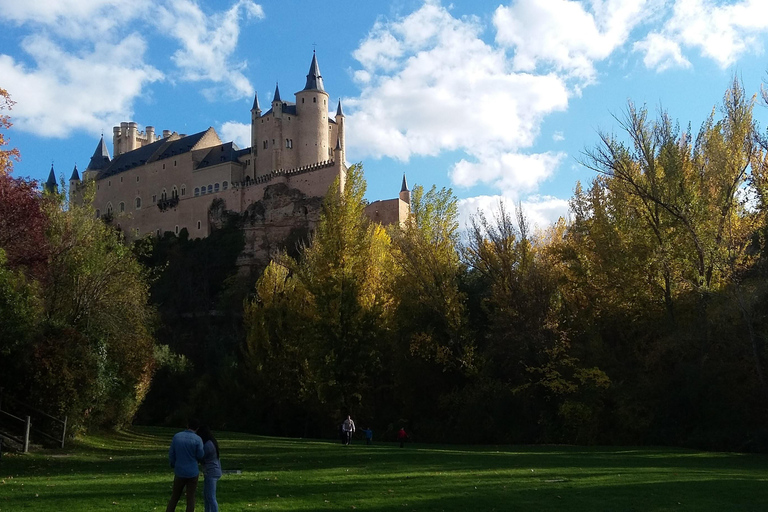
155 0 264 100
0 34 162 137
493 0 654 84
458 194 570 234
346 1 570 198
0 0 263 137
220 121 250 148
636 0 768 71
0 0 147 38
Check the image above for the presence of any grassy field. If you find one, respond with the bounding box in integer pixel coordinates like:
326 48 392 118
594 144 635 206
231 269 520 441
0 427 767 511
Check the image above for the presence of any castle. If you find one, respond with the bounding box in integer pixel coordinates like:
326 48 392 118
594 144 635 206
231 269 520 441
59 53 410 267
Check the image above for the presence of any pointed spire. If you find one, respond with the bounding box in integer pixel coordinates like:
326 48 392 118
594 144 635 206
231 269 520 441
335 137 342 150
336 99 344 117
401 173 409 192
70 164 80 181
273 83 281 103
45 164 57 193
86 136 111 171
303 51 325 92
252 91 260 111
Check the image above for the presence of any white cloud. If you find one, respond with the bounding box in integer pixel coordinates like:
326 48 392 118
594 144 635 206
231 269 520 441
452 151 566 197
154 0 264 100
0 0 263 137
493 0 653 84
637 0 768 71
552 131 565 142
0 0 147 38
458 193 570 233
346 1 570 198
634 32 691 71
220 121 250 148
0 34 162 137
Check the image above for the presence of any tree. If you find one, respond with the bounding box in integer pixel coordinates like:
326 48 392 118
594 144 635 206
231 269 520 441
0 88 20 176
0 173 49 276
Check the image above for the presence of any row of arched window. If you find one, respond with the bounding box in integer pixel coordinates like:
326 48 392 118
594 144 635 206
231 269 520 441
194 181 228 196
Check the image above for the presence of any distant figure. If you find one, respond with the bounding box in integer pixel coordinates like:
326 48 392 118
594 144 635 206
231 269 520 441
362 427 373 445
198 425 222 512
342 415 356 445
397 427 408 448
166 418 205 512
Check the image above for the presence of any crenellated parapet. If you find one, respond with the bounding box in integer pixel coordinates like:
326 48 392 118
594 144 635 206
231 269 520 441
234 159 336 188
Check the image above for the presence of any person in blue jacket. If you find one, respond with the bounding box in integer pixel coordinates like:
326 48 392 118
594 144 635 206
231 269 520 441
198 425 223 512
166 418 204 512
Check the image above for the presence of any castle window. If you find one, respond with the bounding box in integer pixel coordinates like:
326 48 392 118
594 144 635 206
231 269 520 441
285 139 289 148
119 202 125 213
263 140 268 149
152 194 157 204
222 181 228 190
175 225 179 235
313 97 316 103
302 98 304 104
197 221 201 229
214 183 220 192
195 187 200 196
156 229 160 237
163 164 166 169
181 185 186 197
120 177 123 183
207 185 213 194
135 197 141 209
172 186 178 199
96 209 101 218
200 187 205 195
324 99 326 105
135 227 140 236
137 176 140 182
162 188 167 200
108 180 111 186
272 139 275 146
174 160 177 166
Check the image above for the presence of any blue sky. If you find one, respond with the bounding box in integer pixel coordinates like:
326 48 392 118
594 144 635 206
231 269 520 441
2 0 768 228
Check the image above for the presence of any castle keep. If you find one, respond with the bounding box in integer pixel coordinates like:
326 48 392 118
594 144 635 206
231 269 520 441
65 53 410 266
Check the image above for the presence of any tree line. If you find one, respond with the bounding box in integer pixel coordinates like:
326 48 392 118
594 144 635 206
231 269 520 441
2 80 768 449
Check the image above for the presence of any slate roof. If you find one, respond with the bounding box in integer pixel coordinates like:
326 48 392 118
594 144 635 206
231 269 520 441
95 129 213 178
252 91 260 111
197 141 244 170
401 174 409 192
70 164 80 181
303 52 325 92
262 102 297 116
86 136 111 172
336 99 344 117
45 165 57 192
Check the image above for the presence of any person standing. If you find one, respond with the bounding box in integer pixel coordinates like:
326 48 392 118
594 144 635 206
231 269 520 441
197 425 222 512
397 427 408 448
342 415 355 445
166 419 205 512
362 427 373 445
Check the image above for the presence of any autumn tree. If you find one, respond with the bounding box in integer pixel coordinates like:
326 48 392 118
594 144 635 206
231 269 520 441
0 88 20 176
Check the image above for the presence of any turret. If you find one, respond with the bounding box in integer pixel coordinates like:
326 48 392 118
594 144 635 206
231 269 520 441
399 174 410 204
335 99 345 163
251 91 261 156
69 164 80 202
272 83 283 117
84 136 111 181
295 51 330 167
44 165 57 194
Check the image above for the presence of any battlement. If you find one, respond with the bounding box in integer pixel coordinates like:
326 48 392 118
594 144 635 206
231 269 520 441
234 159 336 188
113 122 177 157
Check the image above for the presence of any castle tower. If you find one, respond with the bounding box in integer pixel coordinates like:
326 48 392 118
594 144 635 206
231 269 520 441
44 164 57 194
399 174 410 204
69 164 80 202
335 99 345 165
250 91 261 160
295 51 330 167
270 83 284 170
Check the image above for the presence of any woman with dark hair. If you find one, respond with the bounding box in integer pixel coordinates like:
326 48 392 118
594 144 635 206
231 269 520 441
197 425 222 512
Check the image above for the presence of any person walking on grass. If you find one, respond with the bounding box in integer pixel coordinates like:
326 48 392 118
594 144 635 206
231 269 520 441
198 425 222 512
166 418 205 512
362 427 373 445
342 415 355 445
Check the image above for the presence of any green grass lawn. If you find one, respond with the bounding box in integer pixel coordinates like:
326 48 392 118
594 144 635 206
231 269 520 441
1 427 767 511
